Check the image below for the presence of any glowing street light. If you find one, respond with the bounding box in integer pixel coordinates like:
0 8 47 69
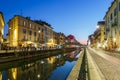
96 25 99 29
38 30 41 33
113 38 116 42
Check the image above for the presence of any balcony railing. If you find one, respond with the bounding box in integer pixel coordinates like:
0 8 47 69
106 27 110 32
112 23 117 28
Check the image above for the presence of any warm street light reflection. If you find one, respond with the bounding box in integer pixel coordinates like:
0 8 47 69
0 72 2 80
37 74 40 78
12 68 17 80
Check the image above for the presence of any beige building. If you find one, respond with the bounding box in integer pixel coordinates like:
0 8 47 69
55 32 66 46
0 12 5 43
8 15 54 47
53 32 66 47
104 0 120 50
95 21 105 48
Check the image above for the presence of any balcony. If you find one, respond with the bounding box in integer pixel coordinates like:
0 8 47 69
106 27 110 32
112 23 117 28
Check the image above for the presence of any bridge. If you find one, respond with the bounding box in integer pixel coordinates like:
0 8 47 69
67 47 120 80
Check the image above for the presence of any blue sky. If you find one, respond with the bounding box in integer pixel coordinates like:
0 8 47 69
0 0 113 44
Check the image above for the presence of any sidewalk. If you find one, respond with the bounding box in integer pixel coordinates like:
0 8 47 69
88 48 120 80
86 49 105 80
95 48 120 60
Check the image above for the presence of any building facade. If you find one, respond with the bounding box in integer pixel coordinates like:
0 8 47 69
57 32 66 45
8 15 54 48
0 12 5 43
94 21 105 48
104 0 120 50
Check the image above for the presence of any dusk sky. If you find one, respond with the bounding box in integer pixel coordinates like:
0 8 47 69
0 0 113 44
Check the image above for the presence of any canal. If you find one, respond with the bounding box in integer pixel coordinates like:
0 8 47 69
0 49 81 80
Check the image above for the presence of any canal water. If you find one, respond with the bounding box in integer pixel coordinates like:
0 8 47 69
0 50 80 80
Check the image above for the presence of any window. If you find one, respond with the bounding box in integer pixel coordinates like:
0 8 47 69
23 29 26 34
42 28 44 32
38 27 40 30
23 21 26 26
30 24 31 28
23 35 26 40
114 8 117 16
119 2 120 11
34 26 36 30
114 18 117 24
34 32 36 36
29 31 32 35
110 13 112 20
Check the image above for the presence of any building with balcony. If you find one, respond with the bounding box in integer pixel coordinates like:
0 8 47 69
88 34 95 47
0 12 5 43
94 21 105 48
8 15 54 48
104 0 120 50
34 20 54 48
57 32 66 45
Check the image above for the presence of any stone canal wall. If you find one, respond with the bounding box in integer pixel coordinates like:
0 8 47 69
67 48 105 80
0 48 76 63
67 50 85 80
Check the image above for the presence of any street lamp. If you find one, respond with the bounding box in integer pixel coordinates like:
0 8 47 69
96 25 99 29
38 30 41 33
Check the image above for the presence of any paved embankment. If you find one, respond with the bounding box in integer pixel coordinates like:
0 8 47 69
88 48 120 80
67 50 84 80
86 48 105 80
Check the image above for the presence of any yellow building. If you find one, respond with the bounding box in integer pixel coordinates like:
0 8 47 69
104 0 120 50
53 32 66 48
93 21 105 48
35 20 54 47
53 31 58 47
8 15 54 47
0 12 5 43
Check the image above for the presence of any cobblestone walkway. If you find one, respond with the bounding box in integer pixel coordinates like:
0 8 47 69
88 48 120 80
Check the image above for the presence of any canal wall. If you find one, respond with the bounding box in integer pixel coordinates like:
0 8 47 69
67 48 105 80
67 49 85 80
0 48 76 63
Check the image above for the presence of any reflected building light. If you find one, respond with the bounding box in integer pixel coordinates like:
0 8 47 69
37 74 40 78
47 57 56 64
0 72 2 80
9 27 11 30
11 68 17 80
40 61 44 64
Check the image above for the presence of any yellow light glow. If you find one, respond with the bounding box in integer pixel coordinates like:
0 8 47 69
38 30 41 33
12 68 17 80
0 72 2 80
47 57 55 63
14 29 17 39
0 14 5 27
37 74 40 78
113 38 116 42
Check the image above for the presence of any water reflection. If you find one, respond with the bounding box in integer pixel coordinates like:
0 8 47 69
0 49 80 80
